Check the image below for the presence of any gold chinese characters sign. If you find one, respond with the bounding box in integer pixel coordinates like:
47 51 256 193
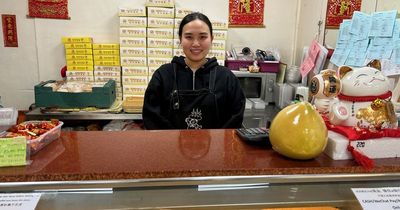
325 0 362 29
2 15 18 47
229 0 264 27
28 0 69 19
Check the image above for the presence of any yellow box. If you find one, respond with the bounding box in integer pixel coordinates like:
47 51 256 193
213 30 228 40
67 65 94 71
94 76 121 83
120 27 147 37
147 17 174 28
66 70 94 77
175 8 194 18
118 7 146 17
93 55 120 61
66 49 93 55
145 0 174 8
147 28 174 39
211 20 228 30
211 40 226 50
174 18 182 28
122 76 148 86
207 50 225 60
94 66 121 72
147 57 171 67
67 75 94 82
147 38 173 48
147 48 172 58
217 60 225 66
122 66 149 76
94 71 121 77
120 47 147 57
173 48 184 57
123 85 147 95
66 54 93 60
120 37 146 47
120 17 147 27
92 44 120 50
64 43 93 49
147 7 174 18
62 37 93 43
120 57 147 66
67 59 94 66
93 49 120 55
94 60 121 66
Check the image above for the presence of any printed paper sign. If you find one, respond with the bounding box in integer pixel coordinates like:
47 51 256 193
352 187 400 210
0 193 41 210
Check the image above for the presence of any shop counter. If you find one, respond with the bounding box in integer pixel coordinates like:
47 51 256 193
0 129 400 209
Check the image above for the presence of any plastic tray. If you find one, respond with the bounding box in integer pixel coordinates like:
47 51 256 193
0 108 18 133
26 121 63 155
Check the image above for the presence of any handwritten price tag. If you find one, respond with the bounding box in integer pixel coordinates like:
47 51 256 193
0 137 27 167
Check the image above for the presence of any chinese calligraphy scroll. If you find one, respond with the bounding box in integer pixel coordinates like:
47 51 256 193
325 0 362 29
2 15 18 47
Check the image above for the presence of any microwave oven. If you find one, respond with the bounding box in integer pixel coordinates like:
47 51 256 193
232 71 276 106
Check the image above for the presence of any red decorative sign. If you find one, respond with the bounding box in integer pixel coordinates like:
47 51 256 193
325 0 362 29
229 0 264 27
28 0 69 19
2 15 18 47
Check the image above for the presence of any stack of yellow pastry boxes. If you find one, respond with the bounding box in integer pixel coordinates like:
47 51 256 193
172 8 193 58
208 20 228 66
63 37 94 82
146 0 175 79
93 44 122 101
119 6 148 112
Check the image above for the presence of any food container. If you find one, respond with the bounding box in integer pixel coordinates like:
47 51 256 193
0 108 18 133
2 121 64 155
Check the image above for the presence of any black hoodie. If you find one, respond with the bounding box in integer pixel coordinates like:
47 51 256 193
143 56 245 129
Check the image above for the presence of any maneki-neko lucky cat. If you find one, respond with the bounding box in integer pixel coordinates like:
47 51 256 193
328 60 397 130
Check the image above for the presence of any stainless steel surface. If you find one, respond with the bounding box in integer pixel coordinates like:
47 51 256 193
2 173 400 190
25 108 142 120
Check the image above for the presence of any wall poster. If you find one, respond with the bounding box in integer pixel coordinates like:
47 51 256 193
325 0 362 29
28 0 69 19
229 0 264 27
2 15 18 47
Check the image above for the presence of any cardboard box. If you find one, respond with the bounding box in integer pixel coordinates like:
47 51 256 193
174 18 182 28
120 56 147 66
145 0 175 8
94 66 121 72
123 85 147 95
66 70 94 77
147 7 174 18
213 30 228 40
147 17 174 28
67 65 94 71
65 49 93 55
92 44 120 50
62 37 93 43
93 49 120 55
67 59 94 66
93 55 120 61
147 57 170 67
147 48 172 58
67 76 95 82
66 54 93 60
120 27 147 37
212 40 226 50
175 8 194 18
211 20 228 30
118 7 146 17
120 17 147 27
147 38 173 48
207 50 225 60
120 37 147 47
147 28 174 39
122 76 148 86
94 60 120 66
64 43 93 49
122 66 149 76
34 80 116 108
94 70 121 77
120 47 147 57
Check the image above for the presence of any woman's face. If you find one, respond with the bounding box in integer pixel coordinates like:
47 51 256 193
180 19 213 64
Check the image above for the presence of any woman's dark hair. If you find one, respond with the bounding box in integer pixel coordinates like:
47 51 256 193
178 12 213 39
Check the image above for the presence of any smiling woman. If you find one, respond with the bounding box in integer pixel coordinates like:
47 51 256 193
142 12 246 130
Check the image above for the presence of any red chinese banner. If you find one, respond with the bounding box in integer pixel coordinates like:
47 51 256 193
2 15 18 47
229 0 264 27
325 0 362 29
28 0 69 19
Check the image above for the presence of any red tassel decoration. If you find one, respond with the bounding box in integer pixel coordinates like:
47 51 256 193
347 144 374 171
